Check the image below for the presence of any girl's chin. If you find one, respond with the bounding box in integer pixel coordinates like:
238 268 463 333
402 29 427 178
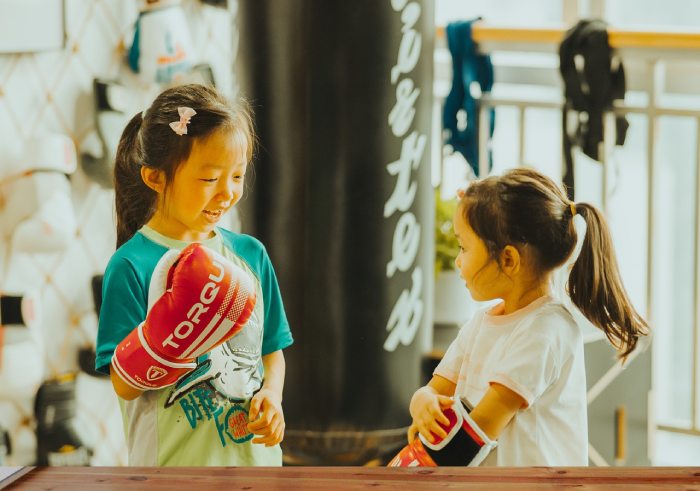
466 288 485 302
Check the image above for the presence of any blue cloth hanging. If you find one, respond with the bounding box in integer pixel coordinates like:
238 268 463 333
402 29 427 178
442 19 495 177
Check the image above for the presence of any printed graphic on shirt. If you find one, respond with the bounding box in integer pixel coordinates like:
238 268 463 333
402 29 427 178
163 307 264 447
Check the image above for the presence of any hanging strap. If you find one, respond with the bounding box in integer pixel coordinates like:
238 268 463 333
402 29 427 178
443 19 495 177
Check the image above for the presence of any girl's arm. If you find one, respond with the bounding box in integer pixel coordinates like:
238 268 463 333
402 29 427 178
410 377 524 444
426 374 457 397
261 349 285 397
110 366 143 400
469 383 526 440
247 350 286 446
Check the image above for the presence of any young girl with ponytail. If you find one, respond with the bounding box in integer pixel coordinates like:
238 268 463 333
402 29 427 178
392 167 648 467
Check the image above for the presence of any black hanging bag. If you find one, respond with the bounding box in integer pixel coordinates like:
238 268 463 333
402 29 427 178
559 19 629 199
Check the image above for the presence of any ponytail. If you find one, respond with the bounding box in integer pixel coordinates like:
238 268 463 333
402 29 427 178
114 112 156 248
568 203 649 360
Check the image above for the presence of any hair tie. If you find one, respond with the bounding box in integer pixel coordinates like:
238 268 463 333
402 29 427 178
569 202 577 217
169 106 197 136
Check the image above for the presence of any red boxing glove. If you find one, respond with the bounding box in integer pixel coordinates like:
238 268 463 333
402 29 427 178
388 398 496 467
387 437 436 467
111 243 256 391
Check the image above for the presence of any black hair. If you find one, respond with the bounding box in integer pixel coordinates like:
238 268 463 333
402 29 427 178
461 167 648 359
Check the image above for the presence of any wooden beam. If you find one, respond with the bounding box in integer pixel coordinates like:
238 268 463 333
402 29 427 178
472 24 565 45
436 22 700 51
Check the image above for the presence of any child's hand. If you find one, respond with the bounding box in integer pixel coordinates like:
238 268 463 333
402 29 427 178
247 387 285 446
408 386 454 444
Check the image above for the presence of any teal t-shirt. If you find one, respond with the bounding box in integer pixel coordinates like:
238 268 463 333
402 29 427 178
95 226 293 466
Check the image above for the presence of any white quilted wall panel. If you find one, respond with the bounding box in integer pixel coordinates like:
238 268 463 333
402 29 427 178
0 0 237 466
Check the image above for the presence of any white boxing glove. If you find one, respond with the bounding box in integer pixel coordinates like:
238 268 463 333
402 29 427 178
0 134 77 253
0 291 43 400
128 0 196 86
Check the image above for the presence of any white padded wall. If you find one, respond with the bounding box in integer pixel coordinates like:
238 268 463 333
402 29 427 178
0 0 237 465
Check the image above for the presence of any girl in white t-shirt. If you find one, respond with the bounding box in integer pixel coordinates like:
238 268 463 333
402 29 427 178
407 167 649 466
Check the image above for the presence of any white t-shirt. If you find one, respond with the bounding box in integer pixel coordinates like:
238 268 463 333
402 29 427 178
434 295 588 466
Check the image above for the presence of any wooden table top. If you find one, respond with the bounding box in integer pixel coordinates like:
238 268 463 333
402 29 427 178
6 466 700 490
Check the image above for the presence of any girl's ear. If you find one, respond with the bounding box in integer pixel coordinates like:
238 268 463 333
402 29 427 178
500 245 521 276
141 166 165 193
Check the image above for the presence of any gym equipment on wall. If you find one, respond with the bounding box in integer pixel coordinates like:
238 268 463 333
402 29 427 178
0 134 77 253
128 0 196 86
34 376 91 466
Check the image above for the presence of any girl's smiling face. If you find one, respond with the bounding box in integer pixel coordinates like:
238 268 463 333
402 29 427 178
147 128 248 241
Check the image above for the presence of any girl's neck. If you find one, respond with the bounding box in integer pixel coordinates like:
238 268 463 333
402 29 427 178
499 276 552 315
145 216 214 242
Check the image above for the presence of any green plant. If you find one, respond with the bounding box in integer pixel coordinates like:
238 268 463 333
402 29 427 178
434 189 460 276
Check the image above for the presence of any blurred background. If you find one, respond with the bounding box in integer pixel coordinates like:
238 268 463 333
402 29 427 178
0 0 698 467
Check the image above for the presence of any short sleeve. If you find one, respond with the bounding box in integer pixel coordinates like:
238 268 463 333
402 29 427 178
259 246 293 356
94 257 148 375
487 331 561 407
433 316 479 384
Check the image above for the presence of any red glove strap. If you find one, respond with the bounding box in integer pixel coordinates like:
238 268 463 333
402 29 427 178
111 323 195 391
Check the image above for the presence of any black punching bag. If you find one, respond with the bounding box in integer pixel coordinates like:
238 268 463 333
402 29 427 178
236 0 434 464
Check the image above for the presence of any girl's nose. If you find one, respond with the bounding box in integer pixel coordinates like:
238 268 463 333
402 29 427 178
217 180 235 201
